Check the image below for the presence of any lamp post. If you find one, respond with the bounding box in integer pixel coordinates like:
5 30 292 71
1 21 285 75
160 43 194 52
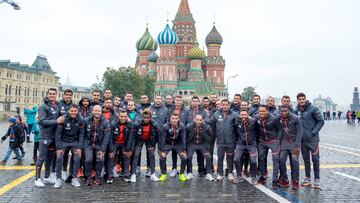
226 74 238 90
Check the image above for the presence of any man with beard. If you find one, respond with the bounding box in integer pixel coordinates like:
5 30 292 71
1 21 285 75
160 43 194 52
109 110 135 183
136 94 151 114
54 104 85 188
249 95 261 117
84 105 111 186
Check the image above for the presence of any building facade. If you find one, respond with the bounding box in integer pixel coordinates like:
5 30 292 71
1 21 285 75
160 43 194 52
0 55 60 112
313 95 337 114
135 0 227 100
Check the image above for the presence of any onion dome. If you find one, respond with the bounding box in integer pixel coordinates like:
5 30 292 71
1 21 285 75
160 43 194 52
136 27 158 51
188 39 205 60
157 24 178 45
205 25 223 46
147 51 159 63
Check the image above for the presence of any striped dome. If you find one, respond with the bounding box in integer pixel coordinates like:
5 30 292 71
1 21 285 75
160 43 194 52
136 27 158 51
205 25 223 46
147 51 159 63
157 24 178 45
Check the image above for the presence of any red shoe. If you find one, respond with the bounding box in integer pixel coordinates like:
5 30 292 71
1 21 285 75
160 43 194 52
292 180 300 190
257 176 267 185
278 179 290 188
94 179 102 185
91 170 96 178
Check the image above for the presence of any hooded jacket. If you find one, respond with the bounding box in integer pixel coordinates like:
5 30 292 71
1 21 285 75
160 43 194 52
160 122 186 151
24 106 38 125
207 109 238 145
235 117 257 146
185 122 213 146
294 101 324 143
133 120 160 148
84 115 111 152
78 96 91 118
55 113 85 149
278 113 303 147
149 104 168 126
110 119 135 152
38 97 60 140
58 99 74 116
255 113 282 144
167 105 190 126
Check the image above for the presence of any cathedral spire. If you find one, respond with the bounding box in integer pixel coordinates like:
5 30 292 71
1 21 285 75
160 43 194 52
177 0 191 16
174 0 194 22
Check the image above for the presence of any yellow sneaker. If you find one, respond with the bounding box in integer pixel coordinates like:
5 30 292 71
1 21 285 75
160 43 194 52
159 174 167 182
179 173 187 182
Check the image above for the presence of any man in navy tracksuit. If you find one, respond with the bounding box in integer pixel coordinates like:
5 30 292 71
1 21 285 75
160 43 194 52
34 88 64 188
186 114 214 181
249 95 261 117
207 99 237 182
166 96 189 177
84 105 111 186
295 93 324 189
234 109 258 184
54 104 85 188
278 105 303 190
186 96 208 177
266 96 277 115
256 105 282 188
130 109 160 183
109 110 134 183
159 113 187 182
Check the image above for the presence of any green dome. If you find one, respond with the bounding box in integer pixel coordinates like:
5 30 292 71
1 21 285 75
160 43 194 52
136 27 158 51
188 39 205 60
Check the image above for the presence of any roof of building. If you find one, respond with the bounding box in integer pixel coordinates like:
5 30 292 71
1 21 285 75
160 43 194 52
157 24 178 45
206 25 223 46
174 0 195 22
0 54 56 75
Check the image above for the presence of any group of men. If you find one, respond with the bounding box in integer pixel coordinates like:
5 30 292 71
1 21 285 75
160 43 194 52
32 88 324 191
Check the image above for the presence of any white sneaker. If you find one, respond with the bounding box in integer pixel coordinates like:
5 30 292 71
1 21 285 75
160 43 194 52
71 178 81 187
216 175 224 182
61 171 68 181
150 173 160 182
53 179 62 189
44 176 56 184
50 172 56 183
113 167 119 178
227 173 235 182
186 173 194 180
34 179 45 188
136 166 141 174
145 168 151 177
206 174 215 181
130 174 137 183
170 169 178 178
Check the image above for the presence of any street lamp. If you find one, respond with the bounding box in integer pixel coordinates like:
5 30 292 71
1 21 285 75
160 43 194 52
226 74 238 89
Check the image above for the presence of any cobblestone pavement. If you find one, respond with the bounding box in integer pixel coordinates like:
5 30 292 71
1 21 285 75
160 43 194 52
0 120 359 203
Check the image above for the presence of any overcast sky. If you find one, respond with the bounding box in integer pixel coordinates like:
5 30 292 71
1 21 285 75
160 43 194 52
0 0 359 105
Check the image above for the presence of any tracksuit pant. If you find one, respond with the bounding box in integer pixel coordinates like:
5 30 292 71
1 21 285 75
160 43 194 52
36 139 56 179
56 142 81 179
186 143 211 174
234 144 257 178
160 145 187 175
132 140 155 174
217 143 235 176
108 144 130 178
258 140 280 182
301 142 320 179
84 146 104 180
